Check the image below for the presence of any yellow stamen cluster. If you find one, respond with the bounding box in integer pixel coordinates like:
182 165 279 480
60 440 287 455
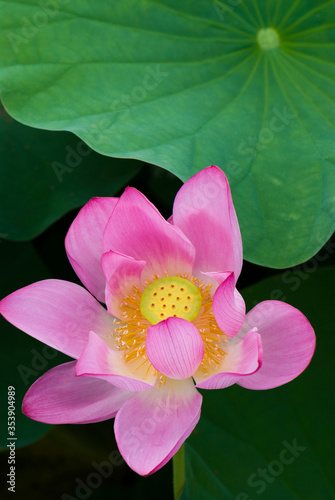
191 276 228 376
113 274 227 384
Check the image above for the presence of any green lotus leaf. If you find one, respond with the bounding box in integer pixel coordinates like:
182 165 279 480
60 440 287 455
0 1 334 265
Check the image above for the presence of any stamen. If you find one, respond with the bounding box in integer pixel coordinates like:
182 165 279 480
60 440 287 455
114 273 227 385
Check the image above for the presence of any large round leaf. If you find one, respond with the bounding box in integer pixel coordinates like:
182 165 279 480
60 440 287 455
0 1 334 266
0 107 141 240
182 266 334 499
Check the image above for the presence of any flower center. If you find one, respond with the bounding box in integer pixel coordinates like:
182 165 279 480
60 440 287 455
113 274 228 384
257 28 280 50
140 276 202 324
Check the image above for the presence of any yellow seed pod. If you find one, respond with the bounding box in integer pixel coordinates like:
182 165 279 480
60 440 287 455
140 276 202 325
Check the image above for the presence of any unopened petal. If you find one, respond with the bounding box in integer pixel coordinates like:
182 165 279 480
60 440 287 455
146 318 204 380
212 273 245 337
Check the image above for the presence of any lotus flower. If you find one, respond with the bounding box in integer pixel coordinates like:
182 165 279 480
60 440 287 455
0 166 315 475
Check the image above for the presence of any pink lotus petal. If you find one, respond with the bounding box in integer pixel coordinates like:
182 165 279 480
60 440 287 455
76 332 156 391
195 329 262 389
173 166 242 281
65 197 118 301
0 280 114 359
212 273 245 337
22 361 133 424
101 250 146 317
115 378 202 475
102 187 195 280
149 409 200 475
238 301 316 390
146 318 204 379
202 270 231 286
